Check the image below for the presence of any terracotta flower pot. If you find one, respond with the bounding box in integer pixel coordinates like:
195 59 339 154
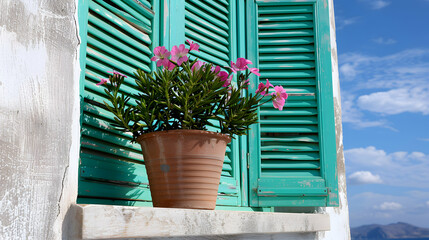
137 129 231 210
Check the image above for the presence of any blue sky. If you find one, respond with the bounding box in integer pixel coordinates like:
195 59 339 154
334 0 429 228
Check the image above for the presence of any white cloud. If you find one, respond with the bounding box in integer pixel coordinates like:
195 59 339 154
375 202 402 211
373 37 396 45
346 146 429 166
341 93 391 129
362 0 391 9
420 138 429 142
372 0 391 9
345 146 429 187
427 201 429 207
357 87 429 115
336 16 359 30
349 171 383 185
339 49 429 127
339 49 429 83
345 146 391 166
409 152 427 161
339 63 357 79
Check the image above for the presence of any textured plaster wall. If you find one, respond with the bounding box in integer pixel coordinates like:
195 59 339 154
0 0 80 239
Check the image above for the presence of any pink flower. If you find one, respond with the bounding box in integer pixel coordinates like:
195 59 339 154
217 70 232 87
163 61 176 71
212 65 221 74
107 71 127 78
255 79 273 96
249 68 261 76
271 86 288 111
191 60 204 71
151 46 171 67
186 39 200 52
171 44 189 66
272 97 286 111
218 71 229 82
231 58 252 72
96 78 108 86
223 75 232 87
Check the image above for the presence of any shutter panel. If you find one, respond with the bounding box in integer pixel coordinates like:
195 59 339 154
78 0 158 205
248 0 338 207
183 0 241 206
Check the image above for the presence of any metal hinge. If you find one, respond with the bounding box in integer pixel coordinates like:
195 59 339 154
247 153 250 169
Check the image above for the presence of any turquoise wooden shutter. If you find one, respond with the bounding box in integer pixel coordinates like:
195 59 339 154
163 0 241 206
247 0 339 207
78 0 159 206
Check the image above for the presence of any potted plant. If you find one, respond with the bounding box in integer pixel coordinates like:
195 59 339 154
97 40 288 210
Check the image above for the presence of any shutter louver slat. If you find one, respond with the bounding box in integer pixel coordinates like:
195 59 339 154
88 25 152 57
185 21 229 45
258 5 313 14
261 161 320 170
189 41 230 60
259 45 315 53
185 2 229 31
185 10 229 38
89 1 151 44
95 0 152 33
185 28 229 53
259 13 313 22
123 0 153 16
260 53 315 61
81 136 143 162
188 0 228 22
110 0 153 27
259 29 314 38
78 0 155 205
88 36 148 69
87 21 151 55
87 46 150 75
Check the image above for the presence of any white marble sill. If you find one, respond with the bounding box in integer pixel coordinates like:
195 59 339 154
69 204 330 239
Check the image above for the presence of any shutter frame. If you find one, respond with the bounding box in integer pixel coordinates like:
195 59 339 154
247 0 338 207
314 0 339 206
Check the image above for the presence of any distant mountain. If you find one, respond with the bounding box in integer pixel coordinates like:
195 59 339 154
351 222 429 239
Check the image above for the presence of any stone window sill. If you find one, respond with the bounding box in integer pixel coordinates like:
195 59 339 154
70 204 330 239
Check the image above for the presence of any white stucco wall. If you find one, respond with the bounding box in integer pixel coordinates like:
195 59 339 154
0 0 349 239
0 0 80 239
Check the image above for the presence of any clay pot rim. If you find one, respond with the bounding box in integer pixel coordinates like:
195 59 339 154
136 129 231 143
